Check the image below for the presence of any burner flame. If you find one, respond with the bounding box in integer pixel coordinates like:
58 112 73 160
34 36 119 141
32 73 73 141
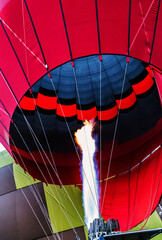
75 120 99 228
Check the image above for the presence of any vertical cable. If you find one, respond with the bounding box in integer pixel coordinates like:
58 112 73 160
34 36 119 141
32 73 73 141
99 60 102 190
128 0 132 57
95 0 101 55
59 0 73 62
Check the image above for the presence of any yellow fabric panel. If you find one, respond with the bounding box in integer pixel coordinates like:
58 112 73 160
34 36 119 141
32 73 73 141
131 211 162 240
84 225 89 240
44 184 85 233
13 163 40 189
0 150 14 168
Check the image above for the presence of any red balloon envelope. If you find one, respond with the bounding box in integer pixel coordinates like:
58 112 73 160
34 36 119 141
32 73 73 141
0 0 162 231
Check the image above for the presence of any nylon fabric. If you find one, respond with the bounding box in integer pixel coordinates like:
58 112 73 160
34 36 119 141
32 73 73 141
43 184 84 233
13 162 40 189
0 150 14 168
0 0 162 234
0 164 16 195
100 147 162 231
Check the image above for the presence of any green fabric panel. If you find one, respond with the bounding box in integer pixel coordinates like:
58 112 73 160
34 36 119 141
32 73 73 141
0 150 14 168
131 211 162 240
44 184 85 233
84 226 89 240
13 163 40 189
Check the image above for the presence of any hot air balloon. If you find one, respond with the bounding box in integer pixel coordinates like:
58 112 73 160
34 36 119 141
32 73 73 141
0 0 162 238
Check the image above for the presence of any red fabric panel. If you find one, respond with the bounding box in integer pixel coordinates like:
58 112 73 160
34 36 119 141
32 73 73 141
116 92 136 109
154 70 162 105
100 148 162 231
10 144 81 167
26 0 71 70
100 175 130 231
151 66 162 74
129 0 157 63
132 74 154 95
19 96 36 110
97 0 129 54
146 66 154 78
56 103 77 117
97 106 118 121
77 107 97 121
151 1 162 70
37 94 57 110
61 0 99 58
129 150 162 229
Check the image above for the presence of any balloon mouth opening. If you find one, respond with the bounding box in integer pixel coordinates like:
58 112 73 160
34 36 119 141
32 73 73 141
9 54 161 184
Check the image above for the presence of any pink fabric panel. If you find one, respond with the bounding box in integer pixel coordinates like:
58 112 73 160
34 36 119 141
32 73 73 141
0 24 28 102
61 0 98 58
0 102 11 132
26 0 71 70
0 0 46 86
0 72 16 125
97 0 129 55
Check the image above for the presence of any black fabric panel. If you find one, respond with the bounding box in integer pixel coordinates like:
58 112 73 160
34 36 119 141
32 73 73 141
77 101 96 110
0 164 16 196
39 86 57 97
97 101 116 111
16 108 35 116
98 116 117 125
103 229 162 239
114 87 133 100
37 226 86 240
130 69 148 85
56 114 77 122
58 97 76 105
25 91 38 98
37 106 56 115
0 183 52 240
142 62 149 68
